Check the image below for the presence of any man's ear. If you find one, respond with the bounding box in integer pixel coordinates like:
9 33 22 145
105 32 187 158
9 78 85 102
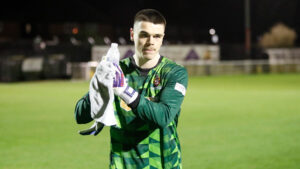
130 28 134 41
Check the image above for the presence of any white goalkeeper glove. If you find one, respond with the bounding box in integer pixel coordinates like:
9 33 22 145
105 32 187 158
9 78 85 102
89 60 115 120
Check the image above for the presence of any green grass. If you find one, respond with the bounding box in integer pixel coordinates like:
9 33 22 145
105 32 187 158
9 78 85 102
1 74 300 169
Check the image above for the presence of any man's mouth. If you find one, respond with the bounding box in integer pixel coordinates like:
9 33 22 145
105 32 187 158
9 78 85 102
143 48 155 52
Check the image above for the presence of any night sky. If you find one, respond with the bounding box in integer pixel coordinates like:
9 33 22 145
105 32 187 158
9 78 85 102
0 0 299 44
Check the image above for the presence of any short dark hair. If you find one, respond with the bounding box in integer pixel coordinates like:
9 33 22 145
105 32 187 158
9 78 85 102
134 9 166 27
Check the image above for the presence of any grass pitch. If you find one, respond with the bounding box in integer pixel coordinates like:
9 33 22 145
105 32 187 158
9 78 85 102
0 73 300 169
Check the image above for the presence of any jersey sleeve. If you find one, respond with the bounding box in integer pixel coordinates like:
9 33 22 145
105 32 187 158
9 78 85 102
132 66 188 128
74 92 93 124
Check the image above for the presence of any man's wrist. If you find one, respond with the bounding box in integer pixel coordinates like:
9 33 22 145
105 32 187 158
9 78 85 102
128 94 140 109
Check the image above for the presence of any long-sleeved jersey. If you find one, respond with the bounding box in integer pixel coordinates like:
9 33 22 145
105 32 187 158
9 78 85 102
75 55 188 169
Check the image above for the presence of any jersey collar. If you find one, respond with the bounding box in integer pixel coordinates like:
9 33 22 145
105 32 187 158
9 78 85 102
129 55 163 76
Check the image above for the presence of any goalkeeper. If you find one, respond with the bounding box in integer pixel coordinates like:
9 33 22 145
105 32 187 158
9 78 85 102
74 8 188 169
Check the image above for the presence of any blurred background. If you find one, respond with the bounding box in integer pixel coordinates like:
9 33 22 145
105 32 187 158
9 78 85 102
0 0 300 81
1 1 300 169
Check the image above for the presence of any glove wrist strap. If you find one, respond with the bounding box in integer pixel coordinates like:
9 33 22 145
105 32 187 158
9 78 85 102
119 86 138 104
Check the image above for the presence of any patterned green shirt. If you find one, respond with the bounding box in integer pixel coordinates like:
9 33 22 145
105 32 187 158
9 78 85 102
75 56 188 169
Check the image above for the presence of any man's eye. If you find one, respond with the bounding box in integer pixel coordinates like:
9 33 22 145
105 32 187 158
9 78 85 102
139 34 148 38
154 35 162 38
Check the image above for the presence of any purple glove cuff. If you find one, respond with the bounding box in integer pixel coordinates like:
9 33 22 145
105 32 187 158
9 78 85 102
113 63 124 88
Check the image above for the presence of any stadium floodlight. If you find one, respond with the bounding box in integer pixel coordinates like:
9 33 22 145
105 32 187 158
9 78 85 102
118 37 126 45
212 34 219 44
104 36 111 45
209 28 216 35
88 37 95 45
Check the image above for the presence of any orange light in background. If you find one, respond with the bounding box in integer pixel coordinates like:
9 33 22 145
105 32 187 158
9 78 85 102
72 27 78 34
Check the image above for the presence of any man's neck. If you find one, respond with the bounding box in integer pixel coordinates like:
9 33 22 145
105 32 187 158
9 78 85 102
133 54 160 69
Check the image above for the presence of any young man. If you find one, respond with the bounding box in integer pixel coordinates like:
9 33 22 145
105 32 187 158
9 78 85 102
75 9 188 168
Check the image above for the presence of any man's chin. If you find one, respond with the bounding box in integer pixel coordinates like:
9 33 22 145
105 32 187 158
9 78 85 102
142 53 157 60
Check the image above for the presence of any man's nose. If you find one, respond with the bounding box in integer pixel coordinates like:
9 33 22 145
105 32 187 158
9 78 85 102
147 36 154 45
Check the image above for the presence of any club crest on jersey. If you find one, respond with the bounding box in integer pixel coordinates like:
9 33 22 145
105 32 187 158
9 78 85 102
153 75 160 87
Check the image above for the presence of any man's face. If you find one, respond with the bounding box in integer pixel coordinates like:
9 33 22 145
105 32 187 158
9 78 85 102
131 21 165 60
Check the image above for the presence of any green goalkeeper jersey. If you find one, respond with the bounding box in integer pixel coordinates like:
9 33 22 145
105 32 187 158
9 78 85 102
75 56 188 169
